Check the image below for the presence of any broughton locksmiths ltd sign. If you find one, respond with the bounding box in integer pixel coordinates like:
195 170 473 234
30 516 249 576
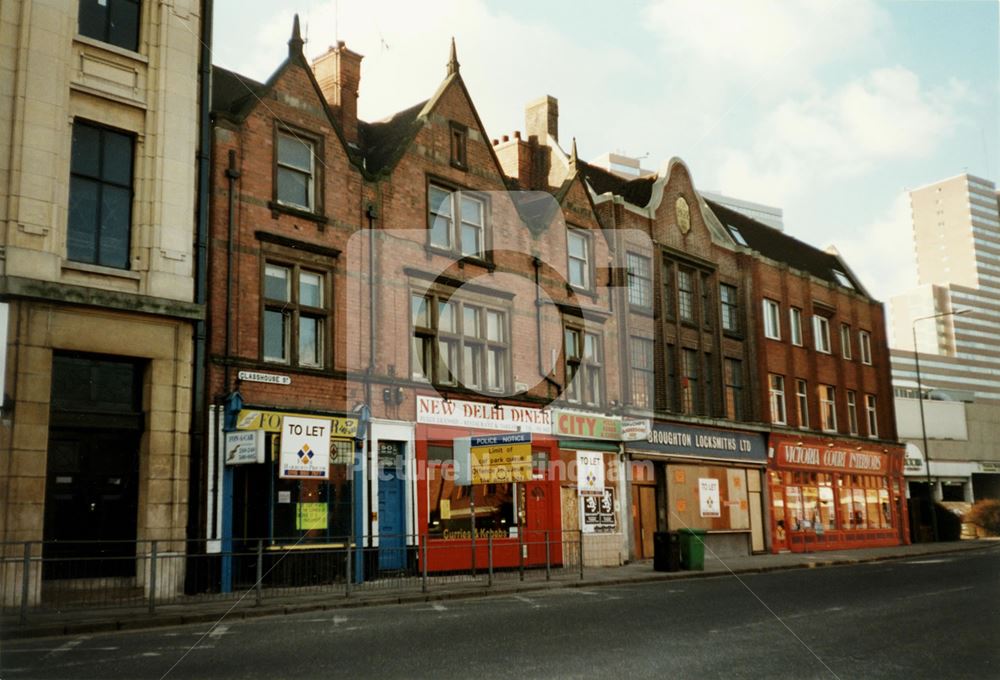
632 422 766 463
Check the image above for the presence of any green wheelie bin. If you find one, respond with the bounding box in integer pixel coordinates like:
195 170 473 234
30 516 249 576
678 528 707 570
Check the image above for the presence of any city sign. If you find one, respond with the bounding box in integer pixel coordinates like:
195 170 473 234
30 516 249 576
552 410 622 441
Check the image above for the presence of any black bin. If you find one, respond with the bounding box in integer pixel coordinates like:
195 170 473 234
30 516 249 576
653 531 681 572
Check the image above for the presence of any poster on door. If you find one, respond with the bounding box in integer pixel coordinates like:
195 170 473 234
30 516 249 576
279 416 331 479
699 478 721 517
577 452 605 497
582 488 617 533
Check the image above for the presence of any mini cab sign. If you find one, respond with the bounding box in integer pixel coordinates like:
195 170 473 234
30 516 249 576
224 430 265 465
280 416 331 479
455 432 532 486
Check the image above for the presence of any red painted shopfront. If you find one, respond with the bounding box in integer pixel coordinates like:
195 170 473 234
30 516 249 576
768 434 909 553
414 396 564 573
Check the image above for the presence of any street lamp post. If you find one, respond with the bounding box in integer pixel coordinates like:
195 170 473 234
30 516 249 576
911 308 970 542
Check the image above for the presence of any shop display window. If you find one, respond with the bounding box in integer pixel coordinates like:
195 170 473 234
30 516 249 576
271 438 353 544
425 443 515 538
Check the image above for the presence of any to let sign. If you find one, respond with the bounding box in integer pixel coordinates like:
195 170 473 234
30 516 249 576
577 451 605 497
279 416 331 479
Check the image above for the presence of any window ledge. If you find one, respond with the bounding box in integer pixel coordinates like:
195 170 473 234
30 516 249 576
628 305 655 318
566 283 598 301
268 201 329 225
62 260 141 280
74 34 147 63
722 329 744 341
423 244 495 271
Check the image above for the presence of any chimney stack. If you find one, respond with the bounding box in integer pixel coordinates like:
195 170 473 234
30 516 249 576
312 41 363 144
525 95 558 144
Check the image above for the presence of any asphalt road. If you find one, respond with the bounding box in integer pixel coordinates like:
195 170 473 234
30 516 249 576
3 547 998 680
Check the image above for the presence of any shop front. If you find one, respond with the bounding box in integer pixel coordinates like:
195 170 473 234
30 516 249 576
415 394 562 572
627 421 768 560
769 434 908 553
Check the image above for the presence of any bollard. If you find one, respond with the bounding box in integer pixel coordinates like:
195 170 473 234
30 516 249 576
579 529 585 580
545 530 551 581
19 542 31 625
255 540 263 606
518 527 524 582
422 536 428 594
345 542 353 598
148 541 158 614
488 535 493 587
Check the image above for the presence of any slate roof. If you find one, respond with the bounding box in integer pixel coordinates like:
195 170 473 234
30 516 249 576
704 198 865 294
211 66 266 120
578 161 655 207
357 100 428 175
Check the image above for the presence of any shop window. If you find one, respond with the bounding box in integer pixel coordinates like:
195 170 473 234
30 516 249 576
681 348 698 414
789 307 802 345
865 394 878 438
271 439 354 544
276 130 317 211
565 327 603 406
78 0 141 52
263 263 327 368
763 299 781 340
840 323 853 359
819 384 837 432
411 292 508 392
629 336 655 410
68 120 134 269
859 330 873 365
769 374 786 425
724 358 743 420
813 315 831 353
626 252 652 308
567 229 592 290
428 185 487 260
795 379 809 429
426 443 515 538
720 283 739 333
678 268 695 323
846 390 859 435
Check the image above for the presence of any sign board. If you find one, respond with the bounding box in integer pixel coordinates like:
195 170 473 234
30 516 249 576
621 419 651 442
699 478 720 518
279 416 331 479
224 430 265 465
416 395 551 434
295 503 328 530
775 441 887 473
552 410 621 441
632 422 767 463
236 409 358 438
582 488 617 533
237 370 291 385
454 432 533 486
577 451 605 497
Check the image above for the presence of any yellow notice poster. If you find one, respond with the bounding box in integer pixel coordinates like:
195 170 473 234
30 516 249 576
440 499 452 520
471 442 532 484
296 503 328 530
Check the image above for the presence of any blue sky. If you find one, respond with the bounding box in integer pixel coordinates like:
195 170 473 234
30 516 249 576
212 0 999 302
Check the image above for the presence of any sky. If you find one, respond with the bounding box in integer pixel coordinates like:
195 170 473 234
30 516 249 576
211 0 999 303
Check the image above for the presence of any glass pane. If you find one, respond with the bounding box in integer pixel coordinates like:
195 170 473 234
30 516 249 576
102 130 133 185
429 186 452 216
299 316 321 366
487 347 504 390
430 214 452 248
463 306 480 337
463 344 482 388
438 301 455 333
584 333 599 360
786 487 803 531
108 0 140 51
587 366 601 404
99 185 131 268
437 339 457 384
852 488 867 528
461 195 483 224
564 329 579 358
67 176 99 263
866 489 881 530
411 337 429 380
265 265 290 301
569 259 586 288
411 295 429 328
568 232 586 259
264 310 288 361
878 488 892 528
299 271 323 307
486 311 503 342
278 133 312 171
71 123 101 177
461 222 482 257
78 0 108 41
277 167 310 208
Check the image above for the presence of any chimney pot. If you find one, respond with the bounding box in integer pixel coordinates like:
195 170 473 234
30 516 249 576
502 135 509 142
312 43 364 144
514 130 521 140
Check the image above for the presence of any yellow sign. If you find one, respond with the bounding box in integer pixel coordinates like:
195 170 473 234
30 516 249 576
471 442 532 484
236 409 358 438
296 503 328 530
439 499 452 520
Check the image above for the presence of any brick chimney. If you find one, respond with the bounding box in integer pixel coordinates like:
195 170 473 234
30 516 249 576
525 95 558 144
312 41 363 144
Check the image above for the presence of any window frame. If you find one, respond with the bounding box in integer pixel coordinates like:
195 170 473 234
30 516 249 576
859 330 873 365
720 283 739 334
67 119 136 270
681 348 699 414
795 379 809 429
261 260 331 369
77 0 142 53
840 323 853 360
677 267 697 324
274 127 321 213
626 252 653 310
763 299 782 340
426 181 491 263
566 228 594 292
865 394 878 438
724 357 744 421
769 374 787 425
629 336 655 410
819 384 837 432
813 315 831 353
846 390 859 435
564 326 604 406
789 307 803 346
449 121 468 170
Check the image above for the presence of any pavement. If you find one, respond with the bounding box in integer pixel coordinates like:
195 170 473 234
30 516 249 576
2 539 996 642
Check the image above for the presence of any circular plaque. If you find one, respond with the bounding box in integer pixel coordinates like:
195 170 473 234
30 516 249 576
675 196 691 234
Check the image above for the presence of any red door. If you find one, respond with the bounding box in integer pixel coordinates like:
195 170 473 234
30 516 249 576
523 480 562 566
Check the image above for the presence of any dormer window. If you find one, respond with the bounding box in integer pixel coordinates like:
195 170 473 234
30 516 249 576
833 269 854 289
728 224 749 246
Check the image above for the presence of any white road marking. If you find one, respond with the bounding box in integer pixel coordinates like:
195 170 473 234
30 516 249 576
142 652 161 657
900 585 974 600
905 558 953 565
208 624 230 640
513 595 541 608
432 603 448 611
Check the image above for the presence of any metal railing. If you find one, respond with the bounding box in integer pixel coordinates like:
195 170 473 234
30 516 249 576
1 530 626 625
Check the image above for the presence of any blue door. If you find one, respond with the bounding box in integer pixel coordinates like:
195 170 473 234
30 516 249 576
378 441 406 571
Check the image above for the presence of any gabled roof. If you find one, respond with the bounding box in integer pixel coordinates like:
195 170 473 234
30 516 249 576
578 161 655 207
357 100 428 175
704 198 868 296
211 66 266 120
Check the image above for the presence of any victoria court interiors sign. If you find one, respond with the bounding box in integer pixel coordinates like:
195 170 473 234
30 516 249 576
631 421 767 464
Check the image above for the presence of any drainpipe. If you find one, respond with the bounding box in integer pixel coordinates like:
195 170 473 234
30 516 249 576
224 149 240 389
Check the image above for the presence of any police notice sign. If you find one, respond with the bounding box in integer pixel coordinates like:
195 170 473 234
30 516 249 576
280 416 331 479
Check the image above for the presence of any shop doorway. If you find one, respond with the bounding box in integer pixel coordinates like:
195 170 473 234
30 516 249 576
560 486 579 564
770 486 789 552
633 485 657 559
377 441 406 571
43 353 144 579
